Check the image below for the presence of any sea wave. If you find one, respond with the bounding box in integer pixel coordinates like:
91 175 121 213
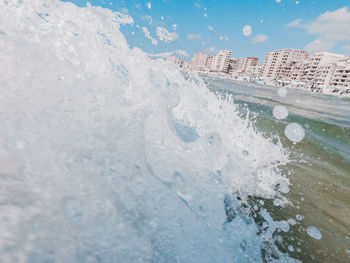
0 1 296 262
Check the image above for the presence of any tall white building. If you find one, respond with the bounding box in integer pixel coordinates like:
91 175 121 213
167 55 183 67
302 52 346 86
235 57 259 74
260 49 308 80
192 52 210 71
330 59 350 88
210 50 232 72
228 59 238 75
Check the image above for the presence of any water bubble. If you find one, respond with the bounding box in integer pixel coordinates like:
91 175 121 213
288 245 294 252
287 218 297 225
279 183 289 193
285 123 305 143
277 87 287 97
273 105 288 120
172 24 177 30
259 200 264 205
276 0 282 3
296 214 303 221
279 220 290 232
242 25 252 36
306 226 322 240
147 2 151 9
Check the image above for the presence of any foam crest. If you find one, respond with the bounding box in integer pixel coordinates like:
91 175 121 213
0 1 295 262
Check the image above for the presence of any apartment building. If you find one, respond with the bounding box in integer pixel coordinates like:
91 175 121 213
236 57 259 74
260 49 308 80
206 56 213 69
330 60 350 88
228 59 238 75
167 55 184 67
302 52 346 86
192 52 210 71
210 50 232 72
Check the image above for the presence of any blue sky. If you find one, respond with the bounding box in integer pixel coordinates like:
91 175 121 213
64 0 350 61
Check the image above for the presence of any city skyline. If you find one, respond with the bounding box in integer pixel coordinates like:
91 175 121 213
168 47 350 89
64 0 350 60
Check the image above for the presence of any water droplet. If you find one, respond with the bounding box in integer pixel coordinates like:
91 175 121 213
285 123 305 143
279 183 289 193
273 105 288 120
288 245 294 252
296 214 303 221
288 218 297 225
279 220 290 232
306 226 322 240
242 25 252 36
277 87 287 97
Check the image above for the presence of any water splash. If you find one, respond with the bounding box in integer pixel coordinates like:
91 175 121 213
0 0 297 262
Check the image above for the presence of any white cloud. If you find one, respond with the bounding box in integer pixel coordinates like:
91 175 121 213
156 27 179 43
286 18 303 28
206 47 217 54
252 34 269 43
306 7 350 41
305 39 335 53
187 34 202 41
175 50 189 58
287 7 350 53
142 26 158 46
119 8 129 14
343 45 350 51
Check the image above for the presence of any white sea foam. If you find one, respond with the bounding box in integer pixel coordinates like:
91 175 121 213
0 1 295 262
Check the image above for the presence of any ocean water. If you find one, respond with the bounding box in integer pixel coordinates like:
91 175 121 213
208 79 350 262
0 1 349 262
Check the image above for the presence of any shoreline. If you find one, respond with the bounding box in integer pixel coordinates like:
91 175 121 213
190 70 350 99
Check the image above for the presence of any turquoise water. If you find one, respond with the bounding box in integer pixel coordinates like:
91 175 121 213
208 78 350 262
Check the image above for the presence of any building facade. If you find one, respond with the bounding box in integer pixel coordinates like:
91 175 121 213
192 52 210 71
210 50 232 72
302 52 346 86
330 60 350 88
260 49 308 80
236 57 259 74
